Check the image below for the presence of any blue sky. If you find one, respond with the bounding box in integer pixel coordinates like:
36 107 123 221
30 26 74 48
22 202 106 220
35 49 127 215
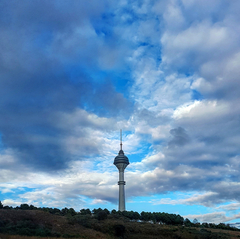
1 0 240 224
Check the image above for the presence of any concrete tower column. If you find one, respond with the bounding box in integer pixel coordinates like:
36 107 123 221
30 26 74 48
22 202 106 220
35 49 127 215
117 163 127 211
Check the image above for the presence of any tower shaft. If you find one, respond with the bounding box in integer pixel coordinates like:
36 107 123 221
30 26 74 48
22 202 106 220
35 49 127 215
118 180 126 211
117 164 126 211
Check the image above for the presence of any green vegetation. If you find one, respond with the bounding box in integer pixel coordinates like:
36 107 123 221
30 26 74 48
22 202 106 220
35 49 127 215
0 201 239 238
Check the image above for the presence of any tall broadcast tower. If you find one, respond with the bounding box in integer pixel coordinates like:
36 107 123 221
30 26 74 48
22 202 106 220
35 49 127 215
113 130 129 211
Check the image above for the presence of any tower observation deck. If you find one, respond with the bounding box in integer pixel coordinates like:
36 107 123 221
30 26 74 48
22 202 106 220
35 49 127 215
114 130 129 211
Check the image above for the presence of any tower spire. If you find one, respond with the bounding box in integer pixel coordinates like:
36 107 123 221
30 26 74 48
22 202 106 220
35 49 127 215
120 129 122 150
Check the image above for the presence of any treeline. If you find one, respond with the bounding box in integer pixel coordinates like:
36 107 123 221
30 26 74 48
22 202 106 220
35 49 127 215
0 201 238 232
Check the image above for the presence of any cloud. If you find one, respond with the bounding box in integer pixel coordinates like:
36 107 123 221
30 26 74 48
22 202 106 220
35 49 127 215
91 199 108 205
0 157 119 210
168 127 190 147
0 0 135 172
185 212 240 224
1 0 240 223
216 203 240 212
2 199 23 207
151 192 218 207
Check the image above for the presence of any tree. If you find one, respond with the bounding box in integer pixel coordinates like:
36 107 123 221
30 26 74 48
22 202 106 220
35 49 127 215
80 208 91 215
133 211 140 220
202 222 209 228
61 207 69 216
103 208 110 215
184 218 193 227
49 208 61 215
140 211 153 221
111 209 117 214
68 208 77 216
209 223 216 228
123 211 140 220
29 205 37 210
174 214 184 225
0 201 3 209
61 207 76 216
20 204 30 210
193 218 199 224
92 208 103 215
97 211 108 220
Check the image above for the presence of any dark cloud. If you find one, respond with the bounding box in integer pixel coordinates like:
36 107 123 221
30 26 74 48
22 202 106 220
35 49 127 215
137 108 170 127
0 0 108 29
168 127 190 147
0 70 93 171
0 0 133 172
0 70 130 171
85 81 133 118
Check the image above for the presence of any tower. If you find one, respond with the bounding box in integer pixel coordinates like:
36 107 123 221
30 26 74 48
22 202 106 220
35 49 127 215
113 130 129 211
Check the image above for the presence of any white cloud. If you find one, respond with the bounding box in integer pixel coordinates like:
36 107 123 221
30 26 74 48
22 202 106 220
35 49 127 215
151 192 219 206
91 199 108 205
216 203 240 211
2 199 23 207
185 212 240 224
173 100 230 121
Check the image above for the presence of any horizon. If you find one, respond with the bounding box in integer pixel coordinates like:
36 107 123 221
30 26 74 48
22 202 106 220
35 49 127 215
1 0 240 225
0 201 237 227
1 201 240 229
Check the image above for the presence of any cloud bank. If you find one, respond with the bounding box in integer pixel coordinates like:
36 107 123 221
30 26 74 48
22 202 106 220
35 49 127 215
1 0 240 223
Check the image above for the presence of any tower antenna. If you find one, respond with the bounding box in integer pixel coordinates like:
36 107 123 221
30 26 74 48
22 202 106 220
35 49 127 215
120 129 122 150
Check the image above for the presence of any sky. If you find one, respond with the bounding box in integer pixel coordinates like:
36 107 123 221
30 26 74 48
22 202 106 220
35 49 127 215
1 0 240 224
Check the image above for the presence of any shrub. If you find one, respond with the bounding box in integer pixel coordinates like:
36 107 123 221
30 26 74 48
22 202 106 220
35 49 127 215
114 224 125 237
97 211 108 221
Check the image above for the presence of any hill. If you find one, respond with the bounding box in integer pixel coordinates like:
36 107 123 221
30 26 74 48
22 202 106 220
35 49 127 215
1 209 240 239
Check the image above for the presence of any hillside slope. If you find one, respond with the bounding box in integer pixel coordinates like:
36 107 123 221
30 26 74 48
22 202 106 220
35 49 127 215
0 209 108 238
0 209 240 238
